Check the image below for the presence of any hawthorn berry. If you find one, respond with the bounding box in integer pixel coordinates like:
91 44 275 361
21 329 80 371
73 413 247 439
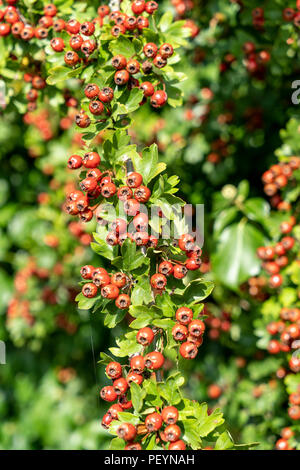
145 412 163 432
161 406 178 425
100 385 117 402
144 351 164 370
130 355 145 374
132 0 145 14
179 341 198 359
150 273 167 290
124 198 140 216
102 413 113 429
106 361 122 379
64 51 80 66
117 423 137 442
112 54 127 70
126 59 140 75
114 69 130 85
106 232 118 246
140 82 155 97
80 21 95 36
101 284 120 299
67 154 82 169
125 442 142 450
143 42 158 58
173 264 187 279
153 55 167 69
101 182 117 198
151 90 168 108
172 323 188 341
133 231 149 246
159 43 174 59
188 319 205 337
158 261 174 276
82 283 98 298
126 371 143 386
145 1 158 14
164 424 181 442
176 307 193 325
113 377 128 395
111 272 127 288
115 294 131 309
126 172 143 188
82 151 101 168
108 404 123 419
50 37 65 52
80 265 95 280
169 440 186 450
67 19 81 34
136 327 154 346
117 186 133 201
92 269 110 288
99 87 114 103
84 83 100 99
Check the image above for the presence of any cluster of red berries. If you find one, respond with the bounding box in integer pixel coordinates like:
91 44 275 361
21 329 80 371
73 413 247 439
257 236 295 289
205 309 231 340
261 157 300 206
275 427 296 450
0 2 59 40
104 398 185 450
81 266 132 309
267 308 300 363
246 276 268 301
282 1 300 27
23 108 53 140
242 41 270 79
171 307 205 359
22 72 46 112
150 234 203 291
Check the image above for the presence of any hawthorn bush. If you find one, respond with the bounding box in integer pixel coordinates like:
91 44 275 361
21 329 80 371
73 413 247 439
0 0 299 451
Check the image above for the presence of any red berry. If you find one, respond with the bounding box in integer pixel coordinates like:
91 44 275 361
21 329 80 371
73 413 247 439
106 361 122 379
115 294 131 309
112 54 127 70
143 42 157 58
169 440 186 450
113 377 128 395
161 406 178 424
179 341 198 359
172 323 188 341
117 423 137 441
114 69 130 85
126 172 143 188
150 90 168 108
100 385 117 402
164 424 181 442
136 327 154 346
117 186 133 201
80 21 95 36
145 412 163 432
67 154 82 169
132 0 145 14
50 37 65 52
130 355 145 374
83 151 101 168
80 265 95 280
82 283 98 298
126 371 143 386
176 307 193 325
67 19 81 34
150 273 167 290
144 351 164 370
101 284 120 299
64 50 80 66
188 319 205 337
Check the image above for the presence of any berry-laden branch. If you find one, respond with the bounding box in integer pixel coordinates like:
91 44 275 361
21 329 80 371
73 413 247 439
249 154 300 450
0 0 254 451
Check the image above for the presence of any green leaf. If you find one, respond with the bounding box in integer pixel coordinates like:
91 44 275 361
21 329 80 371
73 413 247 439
92 232 118 260
211 219 267 290
109 36 136 58
46 65 82 85
121 239 146 271
131 144 162 185
130 382 144 413
214 431 234 450
131 275 153 305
